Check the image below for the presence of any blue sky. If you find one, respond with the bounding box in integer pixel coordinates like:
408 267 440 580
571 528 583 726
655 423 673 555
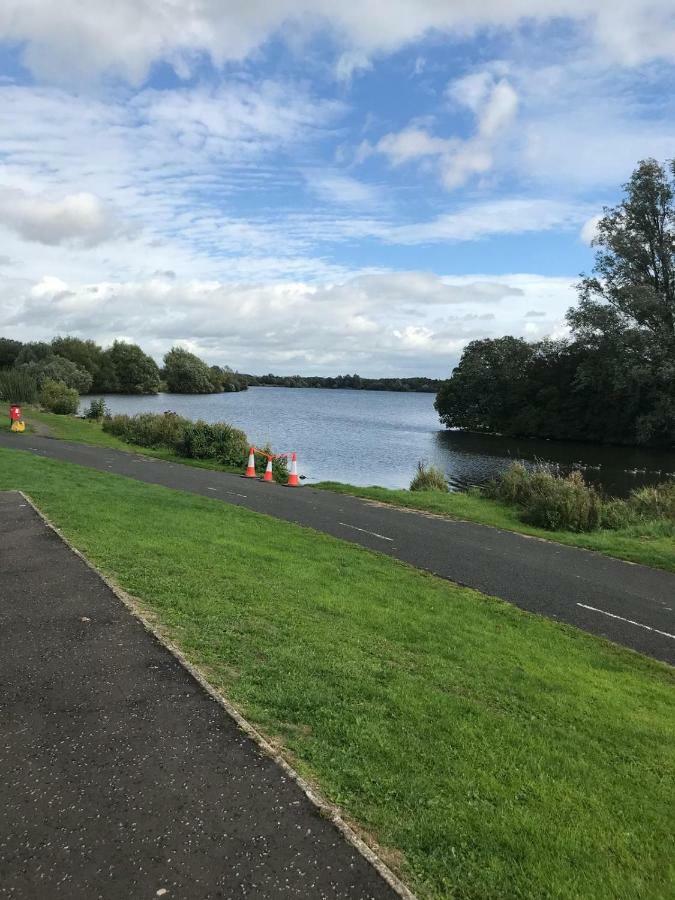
0 2 674 376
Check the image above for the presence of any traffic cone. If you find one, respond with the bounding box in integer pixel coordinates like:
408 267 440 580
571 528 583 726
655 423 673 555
263 456 274 482
287 452 300 487
244 447 256 478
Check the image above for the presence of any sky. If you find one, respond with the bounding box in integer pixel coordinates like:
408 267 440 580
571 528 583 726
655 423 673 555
0 2 674 377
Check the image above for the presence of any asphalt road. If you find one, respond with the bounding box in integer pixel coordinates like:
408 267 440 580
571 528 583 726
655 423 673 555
1 434 674 665
0 491 399 899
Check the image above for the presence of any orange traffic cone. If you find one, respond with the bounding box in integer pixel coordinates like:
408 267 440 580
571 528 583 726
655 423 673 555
263 456 274 482
244 447 256 478
287 452 300 487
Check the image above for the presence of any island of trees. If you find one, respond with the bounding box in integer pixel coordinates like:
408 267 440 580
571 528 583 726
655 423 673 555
435 158 675 448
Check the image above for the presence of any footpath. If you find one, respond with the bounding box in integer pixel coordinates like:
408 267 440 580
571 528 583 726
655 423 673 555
0 492 398 898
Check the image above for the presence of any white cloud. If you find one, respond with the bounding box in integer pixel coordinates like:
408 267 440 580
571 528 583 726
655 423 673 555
1 2 675 84
0 270 576 376
0 187 123 246
580 214 602 245
304 170 379 206
366 72 518 189
336 50 373 82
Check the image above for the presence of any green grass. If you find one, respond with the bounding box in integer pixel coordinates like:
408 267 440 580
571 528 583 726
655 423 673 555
22 406 242 474
1 448 673 899
315 482 675 572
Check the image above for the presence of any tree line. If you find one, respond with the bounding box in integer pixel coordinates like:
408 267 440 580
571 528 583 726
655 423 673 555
243 373 441 392
0 339 248 395
435 158 675 448
0 336 441 396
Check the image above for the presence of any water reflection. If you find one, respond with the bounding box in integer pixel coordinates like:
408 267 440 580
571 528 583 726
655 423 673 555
434 429 675 496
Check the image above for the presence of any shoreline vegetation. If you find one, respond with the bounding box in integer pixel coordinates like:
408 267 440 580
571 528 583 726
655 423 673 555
16 406 675 572
1 447 673 900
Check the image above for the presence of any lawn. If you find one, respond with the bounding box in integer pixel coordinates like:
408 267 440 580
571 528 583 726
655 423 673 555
1 447 673 899
315 482 675 572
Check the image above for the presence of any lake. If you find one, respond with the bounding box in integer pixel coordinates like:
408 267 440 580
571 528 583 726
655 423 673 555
80 388 674 495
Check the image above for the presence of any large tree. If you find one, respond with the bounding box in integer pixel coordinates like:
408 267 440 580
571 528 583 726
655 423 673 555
163 347 218 393
106 341 160 394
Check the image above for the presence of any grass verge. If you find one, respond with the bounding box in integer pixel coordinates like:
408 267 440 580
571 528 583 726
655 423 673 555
22 406 242 475
1 447 673 899
315 482 675 572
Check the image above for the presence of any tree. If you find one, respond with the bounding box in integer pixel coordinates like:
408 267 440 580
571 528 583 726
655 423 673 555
435 337 535 433
51 335 105 375
14 342 52 366
107 341 160 394
435 158 675 447
571 158 675 345
0 338 23 368
26 355 93 394
568 158 675 445
163 347 216 393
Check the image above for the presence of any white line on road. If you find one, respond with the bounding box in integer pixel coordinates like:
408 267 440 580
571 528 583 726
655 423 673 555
207 487 247 498
338 522 394 542
577 603 675 640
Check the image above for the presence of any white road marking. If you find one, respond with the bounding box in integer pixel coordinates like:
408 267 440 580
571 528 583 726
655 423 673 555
207 487 246 498
577 603 675 640
338 522 394 542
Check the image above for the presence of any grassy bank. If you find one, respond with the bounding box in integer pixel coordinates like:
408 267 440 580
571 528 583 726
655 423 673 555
22 406 243 474
315 482 675 572
1 447 673 899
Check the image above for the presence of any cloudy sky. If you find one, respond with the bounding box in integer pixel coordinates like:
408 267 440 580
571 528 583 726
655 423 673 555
1 1 674 376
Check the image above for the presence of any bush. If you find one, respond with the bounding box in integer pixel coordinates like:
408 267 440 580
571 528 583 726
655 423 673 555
40 379 79 415
83 398 110 420
410 461 448 492
520 470 603 532
0 369 38 403
628 482 675 522
483 462 532 505
103 411 189 449
103 411 250 468
177 420 248 466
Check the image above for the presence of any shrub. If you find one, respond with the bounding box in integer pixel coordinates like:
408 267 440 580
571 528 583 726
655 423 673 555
483 462 532 505
628 482 675 522
177 420 248 466
520 470 603 532
410 461 448 492
103 411 250 468
103 411 189 449
40 379 79 415
83 398 110 420
0 369 38 403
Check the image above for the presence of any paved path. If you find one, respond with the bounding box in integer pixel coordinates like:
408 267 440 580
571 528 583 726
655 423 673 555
0 492 398 899
1 434 674 665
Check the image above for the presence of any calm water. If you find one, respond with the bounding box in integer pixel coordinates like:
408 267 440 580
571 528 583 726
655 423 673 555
81 388 674 495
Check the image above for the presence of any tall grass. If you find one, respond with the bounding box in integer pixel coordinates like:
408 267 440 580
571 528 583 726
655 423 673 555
0 369 38 404
409 460 449 492
484 463 675 532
